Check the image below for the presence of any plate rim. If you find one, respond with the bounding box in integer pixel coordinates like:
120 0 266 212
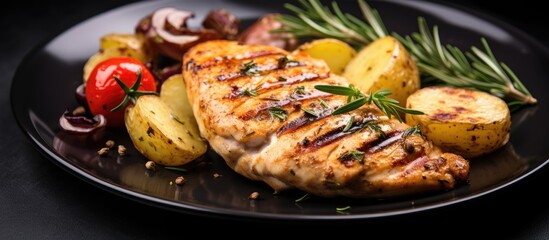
10 0 549 221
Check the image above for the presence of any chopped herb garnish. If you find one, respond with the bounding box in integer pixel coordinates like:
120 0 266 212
260 97 280 101
278 55 299 68
241 88 258 97
292 86 306 97
170 113 185 125
363 121 385 138
268 107 288 121
336 205 351 213
164 167 188 172
241 60 260 75
302 108 318 118
402 125 423 138
295 193 310 203
340 150 365 164
343 115 354 132
319 98 329 109
278 76 287 82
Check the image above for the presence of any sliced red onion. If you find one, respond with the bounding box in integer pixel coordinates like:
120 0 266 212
59 110 107 134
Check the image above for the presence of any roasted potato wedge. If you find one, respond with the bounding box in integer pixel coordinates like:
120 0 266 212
293 38 356 75
405 86 511 158
83 33 152 82
342 36 419 107
159 74 195 121
124 95 207 166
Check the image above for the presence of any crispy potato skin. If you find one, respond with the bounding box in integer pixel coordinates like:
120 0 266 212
405 86 511 158
293 38 356 75
342 36 420 107
83 33 152 82
124 95 207 166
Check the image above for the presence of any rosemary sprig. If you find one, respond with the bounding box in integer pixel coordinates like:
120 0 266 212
314 84 423 122
278 0 537 109
276 0 385 46
392 18 537 109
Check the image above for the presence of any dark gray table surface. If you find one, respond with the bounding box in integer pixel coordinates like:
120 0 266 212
2 0 548 238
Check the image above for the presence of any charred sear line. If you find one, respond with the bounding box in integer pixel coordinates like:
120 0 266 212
191 50 284 74
257 72 328 93
216 64 278 81
339 150 365 167
223 72 327 100
239 92 330 121
392 148 427 167
300 126 353 152
296 113 382 152
215 58 309 82
277 108 333 136
358 131 402 154
277 55 303 69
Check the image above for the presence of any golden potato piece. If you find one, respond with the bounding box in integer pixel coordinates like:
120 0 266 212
342 36 419 107
293 38 356 75
405 86 511 158
160 74 194 121
83 33 152 82
124 95 207 166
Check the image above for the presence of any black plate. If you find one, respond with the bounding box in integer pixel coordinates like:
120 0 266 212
11 0 549 220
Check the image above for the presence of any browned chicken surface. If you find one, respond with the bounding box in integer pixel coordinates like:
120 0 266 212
183 40 469 198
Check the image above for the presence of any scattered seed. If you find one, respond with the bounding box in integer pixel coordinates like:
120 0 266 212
72 106 86 116
248 191 260 200
97 147 109 157
117 145 127 156
175 176 186 185
105 140 115 148
145 161 156 171
213 173 222 178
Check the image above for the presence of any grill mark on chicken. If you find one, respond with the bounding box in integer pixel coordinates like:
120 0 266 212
183 40 470 198
358 131 402 153
238 91 331 121
258 72 326 92
216 57 306 82
295 116 378 153
222 72 328 100
392 148 427 168
188 50 285 73
276 108 333 136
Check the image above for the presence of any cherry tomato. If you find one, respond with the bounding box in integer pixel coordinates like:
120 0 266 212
85 57 157 127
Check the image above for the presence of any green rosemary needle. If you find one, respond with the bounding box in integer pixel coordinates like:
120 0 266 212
277 0 537 109
268 107 288 121
314 84 423 122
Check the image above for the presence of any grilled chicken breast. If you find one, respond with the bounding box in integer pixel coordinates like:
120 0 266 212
183 40 469 198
